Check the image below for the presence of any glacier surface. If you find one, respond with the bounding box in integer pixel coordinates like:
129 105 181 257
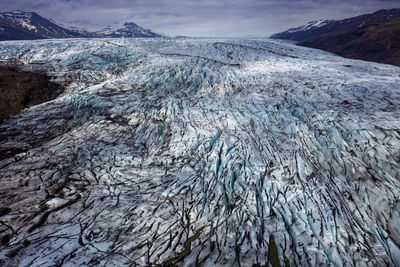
0 38 400 266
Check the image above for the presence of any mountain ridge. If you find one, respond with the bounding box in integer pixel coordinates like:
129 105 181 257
270 8 400 66
0 10 161 41
0 10 84 40
270 8 400 42
299 16 400 66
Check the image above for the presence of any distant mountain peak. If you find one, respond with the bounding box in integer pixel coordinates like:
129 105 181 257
124 22 139 27
93 21 161 38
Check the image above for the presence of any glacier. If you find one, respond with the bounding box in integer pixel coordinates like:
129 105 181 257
0 37 400 266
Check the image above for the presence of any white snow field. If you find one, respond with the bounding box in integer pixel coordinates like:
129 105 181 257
0 38 400 266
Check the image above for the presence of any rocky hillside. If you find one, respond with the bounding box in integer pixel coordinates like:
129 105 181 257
271 8 400 42
300 16 400 66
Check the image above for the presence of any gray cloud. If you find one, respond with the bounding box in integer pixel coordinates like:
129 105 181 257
0 0 399 36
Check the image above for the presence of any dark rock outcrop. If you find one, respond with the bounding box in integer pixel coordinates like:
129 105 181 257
0 68 63 122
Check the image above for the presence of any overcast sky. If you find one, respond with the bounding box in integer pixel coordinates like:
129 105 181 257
1 0 399 37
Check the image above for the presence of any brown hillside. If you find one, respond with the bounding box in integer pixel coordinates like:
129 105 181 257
0 68 63 122
300 17 400 67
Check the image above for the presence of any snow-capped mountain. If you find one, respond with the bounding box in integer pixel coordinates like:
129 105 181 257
48 19 93 35
0 10 83 41
283 19 336 34
0 38 400 266
91 22 161 38
271 8 400 42
0 11 161 41
50 19 162 38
